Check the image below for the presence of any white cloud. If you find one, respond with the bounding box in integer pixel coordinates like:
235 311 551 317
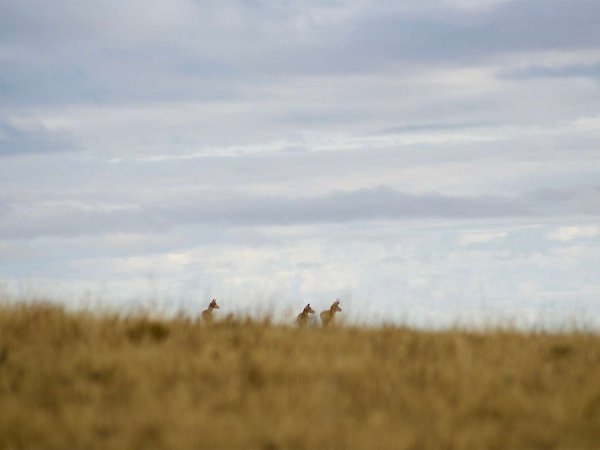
458 230 507 245
440 0 513 12
546 225 600 242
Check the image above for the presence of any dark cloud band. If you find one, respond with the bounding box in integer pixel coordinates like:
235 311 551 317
1 186 598 239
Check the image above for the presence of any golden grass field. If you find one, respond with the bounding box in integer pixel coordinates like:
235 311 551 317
1 302 599 449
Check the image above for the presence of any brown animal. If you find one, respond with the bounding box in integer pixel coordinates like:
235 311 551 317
296 303 315 327
320 299 342 326
201 299 220 323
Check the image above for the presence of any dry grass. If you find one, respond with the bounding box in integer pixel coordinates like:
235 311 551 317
1 302 599 449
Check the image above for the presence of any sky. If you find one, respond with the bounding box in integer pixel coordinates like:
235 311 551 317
1 0 599 328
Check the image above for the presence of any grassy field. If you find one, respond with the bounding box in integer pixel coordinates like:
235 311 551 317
1 302 599 449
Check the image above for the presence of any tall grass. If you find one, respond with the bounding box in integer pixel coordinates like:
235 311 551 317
1 302 599 449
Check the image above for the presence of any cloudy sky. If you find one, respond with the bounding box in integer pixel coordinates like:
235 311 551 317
1 0 599 327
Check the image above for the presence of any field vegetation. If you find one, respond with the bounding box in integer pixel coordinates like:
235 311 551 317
1 301 599 449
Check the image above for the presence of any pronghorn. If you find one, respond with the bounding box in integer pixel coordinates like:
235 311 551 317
320 299 342 326
296 303 315 327
201 299 220 323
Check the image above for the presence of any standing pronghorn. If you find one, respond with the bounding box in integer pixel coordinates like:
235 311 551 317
320 299 342 326
296 303 315 327
201 299 220 323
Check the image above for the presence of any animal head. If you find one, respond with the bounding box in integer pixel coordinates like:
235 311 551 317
303 303 315 314
332 299 342 312
209 299 220 309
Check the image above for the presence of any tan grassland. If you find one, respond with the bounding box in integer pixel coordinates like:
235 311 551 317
1 302 599 449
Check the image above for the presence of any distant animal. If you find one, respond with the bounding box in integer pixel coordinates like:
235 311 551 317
201 299 220 323
296 303 315 327
320 299 342 326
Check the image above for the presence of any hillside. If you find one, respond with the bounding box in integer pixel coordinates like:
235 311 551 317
1 303 599 449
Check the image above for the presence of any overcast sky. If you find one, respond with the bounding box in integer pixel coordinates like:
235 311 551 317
1 0 599 327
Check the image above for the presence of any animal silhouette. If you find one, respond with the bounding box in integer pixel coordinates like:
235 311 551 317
201 299 220 323
320 299 342 326
296 303 315 327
